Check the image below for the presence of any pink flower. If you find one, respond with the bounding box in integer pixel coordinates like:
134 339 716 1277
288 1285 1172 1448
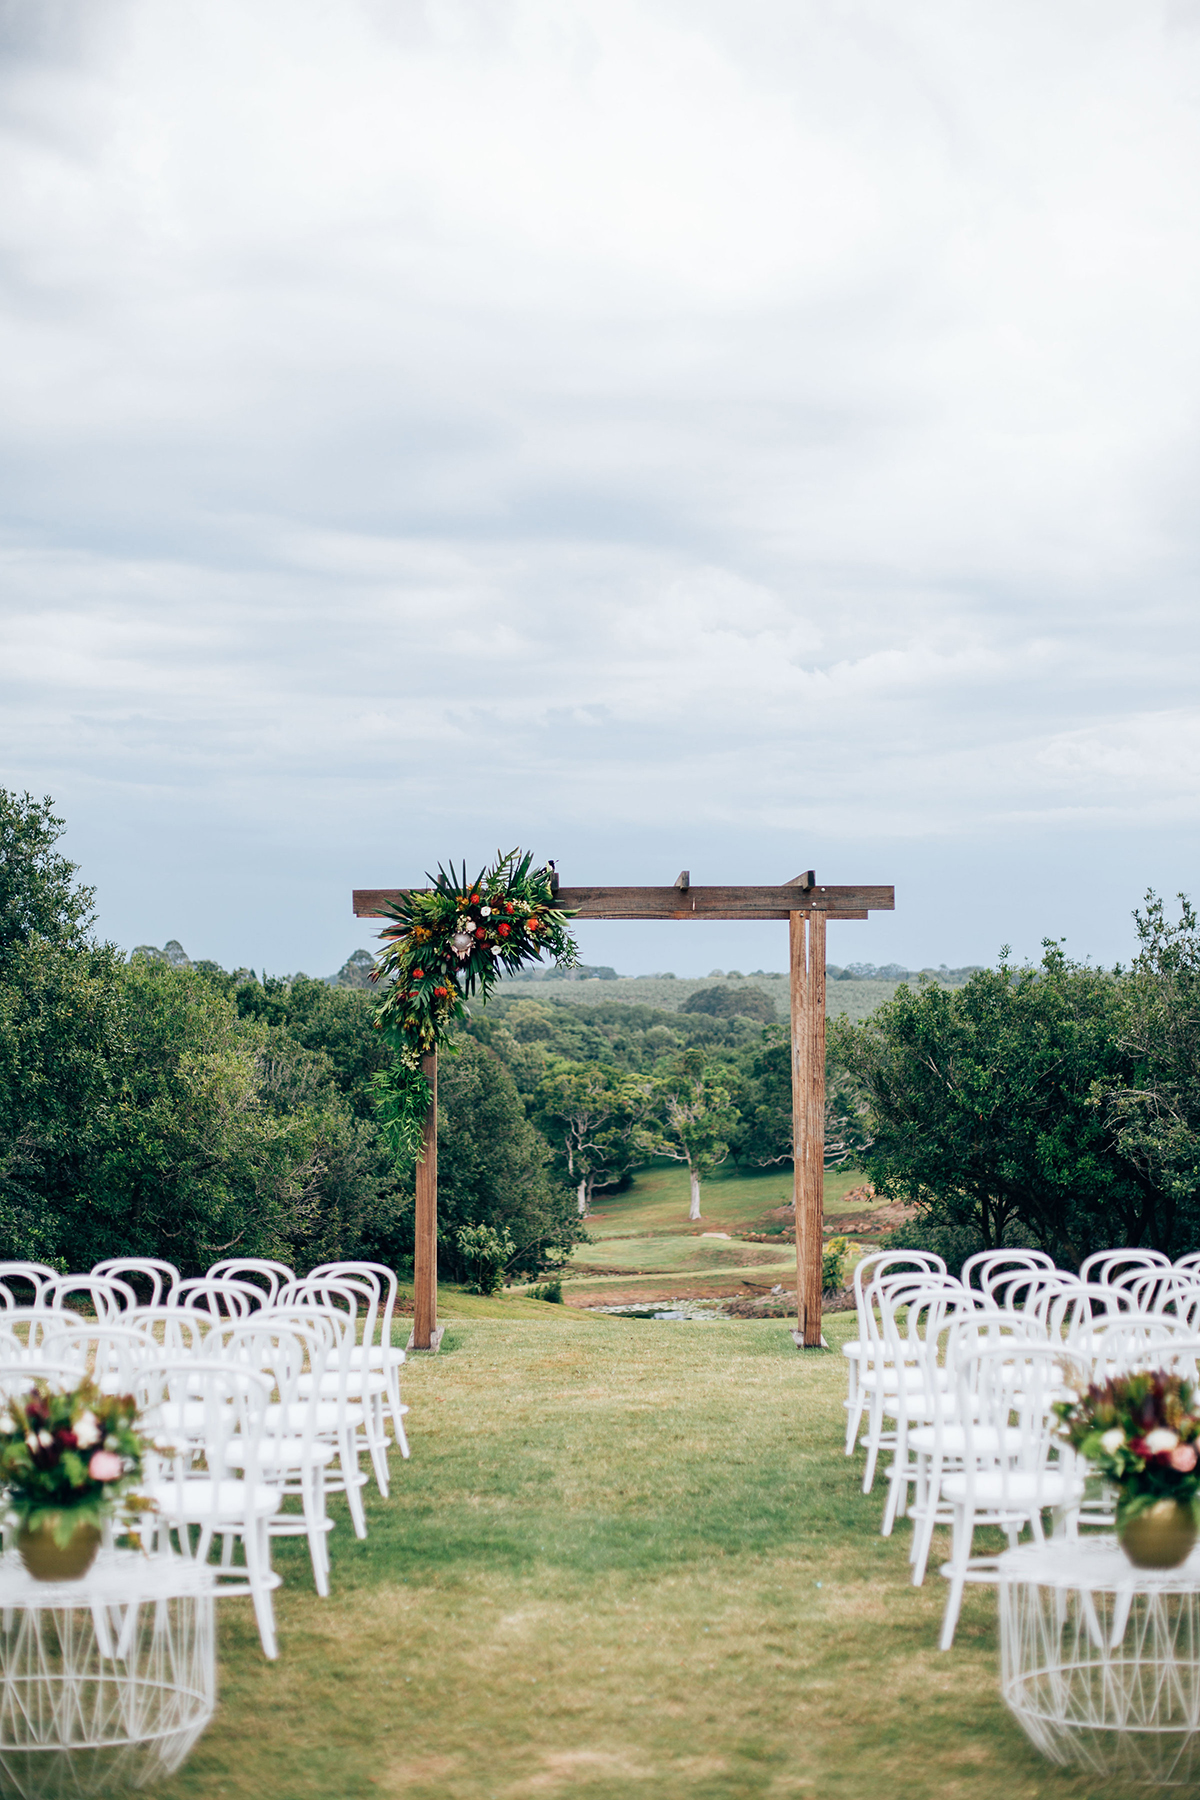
88 1451 123 1483
1170 1444 1198 1473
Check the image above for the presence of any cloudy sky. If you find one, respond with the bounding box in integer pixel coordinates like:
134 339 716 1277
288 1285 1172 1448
2 0 1198 978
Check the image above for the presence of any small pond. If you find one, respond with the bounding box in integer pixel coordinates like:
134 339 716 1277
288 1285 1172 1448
588 1301 731 1321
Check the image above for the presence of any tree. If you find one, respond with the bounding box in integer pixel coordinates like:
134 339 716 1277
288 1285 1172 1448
680 984 776 1023
1099 894 1200 1253
651 1049 739 1221
434 1037 585 1278
829 945 1152 1267
0 792 94 968
533 1059 652 1213
731 1027 871 1170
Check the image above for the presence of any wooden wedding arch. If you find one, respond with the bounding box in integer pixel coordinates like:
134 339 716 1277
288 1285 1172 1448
353 872 895 1349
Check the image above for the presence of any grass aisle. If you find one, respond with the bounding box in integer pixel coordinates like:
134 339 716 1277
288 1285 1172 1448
162 1312 1107 1800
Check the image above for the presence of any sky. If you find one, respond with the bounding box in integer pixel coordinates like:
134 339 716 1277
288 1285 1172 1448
2 0 1199 980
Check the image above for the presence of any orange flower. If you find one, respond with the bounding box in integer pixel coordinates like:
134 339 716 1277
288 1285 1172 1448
434 986 448 998
413 968 425 979
497 924 510 938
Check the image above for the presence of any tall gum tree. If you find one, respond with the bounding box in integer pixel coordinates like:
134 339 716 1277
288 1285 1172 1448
653 1049 738 1222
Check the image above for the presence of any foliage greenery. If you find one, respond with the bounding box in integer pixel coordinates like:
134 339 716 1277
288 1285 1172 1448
370 851 578 1162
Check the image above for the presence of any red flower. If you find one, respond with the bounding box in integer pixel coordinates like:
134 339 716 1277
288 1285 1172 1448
505 903 514 914
413 968 425 980
497 923 511 938
470 892 481 904
475 928 486 940
434 986 448 998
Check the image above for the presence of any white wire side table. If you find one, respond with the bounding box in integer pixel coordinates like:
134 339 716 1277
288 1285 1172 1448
999 1536 1200 1786
0 1549 215 1799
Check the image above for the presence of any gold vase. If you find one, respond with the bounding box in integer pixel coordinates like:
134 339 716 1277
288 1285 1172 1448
16 1519 102 1582
1118 1497 1198 1570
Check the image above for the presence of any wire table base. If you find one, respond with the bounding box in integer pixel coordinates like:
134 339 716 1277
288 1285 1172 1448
999 1536 1200 1786
0 1550 214 1799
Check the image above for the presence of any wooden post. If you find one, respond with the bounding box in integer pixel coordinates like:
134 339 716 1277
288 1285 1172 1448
410 1050 443 1352
791 909 827 1347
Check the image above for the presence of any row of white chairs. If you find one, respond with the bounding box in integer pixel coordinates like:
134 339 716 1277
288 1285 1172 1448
842 1247 1200 1648
0 1258 412 1659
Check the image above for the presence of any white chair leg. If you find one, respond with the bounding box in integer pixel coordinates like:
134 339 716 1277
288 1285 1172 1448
939 1506 972 1651
244 1516 278 1661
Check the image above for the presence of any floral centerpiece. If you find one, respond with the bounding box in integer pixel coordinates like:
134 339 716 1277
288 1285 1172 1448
370 848 579 1159
1054 1369 1200 1568
0 1379 153 1580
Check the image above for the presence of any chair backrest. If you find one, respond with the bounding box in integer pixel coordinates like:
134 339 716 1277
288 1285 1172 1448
302 1269 380 1359
959 1341 1080 1505
207 1259 296 1304
0 1308 87 1357
962 1249 1057 1297
854 1252 946 1348
135 1357 271 1507
92 1258 181 1305
39 1322 151 1390
40 1274 138 1319
0 1359 94 1404
0 1264 58 1307
1079 1249 1171 1285
172 1277 265 1320
308 1261 398 1353
867 1270 966 1359
211 1320 330 1453
996 1269 1069 1317
1048 1280 1140 1343
1082 1315 1200 1387
126 1306 214 1359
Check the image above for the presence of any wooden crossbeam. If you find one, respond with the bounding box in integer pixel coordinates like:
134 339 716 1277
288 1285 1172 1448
353 883 893 920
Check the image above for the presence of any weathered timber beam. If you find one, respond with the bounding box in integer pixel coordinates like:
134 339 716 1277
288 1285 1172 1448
352 884 893 919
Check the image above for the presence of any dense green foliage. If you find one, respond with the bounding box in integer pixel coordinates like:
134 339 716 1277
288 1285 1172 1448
830 941 1169 1266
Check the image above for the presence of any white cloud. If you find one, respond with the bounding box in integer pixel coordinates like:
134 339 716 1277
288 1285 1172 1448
1 0 1199 971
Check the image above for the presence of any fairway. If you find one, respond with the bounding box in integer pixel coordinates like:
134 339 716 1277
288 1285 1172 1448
558 1164 884 1305
158 1307 1109 1800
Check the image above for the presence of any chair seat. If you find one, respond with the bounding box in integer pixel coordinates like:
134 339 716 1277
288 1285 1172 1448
861 1365 952 1392
348 1346 406 1370
907 1424 1023 1455
223 1437 337 1470
296 1372 387 1401
941 1470 1080 1506
147 1478 281 1521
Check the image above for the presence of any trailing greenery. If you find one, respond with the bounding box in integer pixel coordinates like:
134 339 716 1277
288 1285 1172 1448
371 851 578 1161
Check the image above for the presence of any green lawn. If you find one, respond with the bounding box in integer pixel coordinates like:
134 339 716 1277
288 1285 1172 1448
552 1164 873 1302
159 1307 1112 1800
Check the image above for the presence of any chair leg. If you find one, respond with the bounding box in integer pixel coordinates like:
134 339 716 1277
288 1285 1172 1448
939 1506 972 1651
862 1391 885 1494
340 1429 369 1539
243 1516 278 1661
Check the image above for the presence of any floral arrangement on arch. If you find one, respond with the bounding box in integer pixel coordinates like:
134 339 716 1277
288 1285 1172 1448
0 1378 153 1546
1054 1368 1200 1524
370 849 578 1158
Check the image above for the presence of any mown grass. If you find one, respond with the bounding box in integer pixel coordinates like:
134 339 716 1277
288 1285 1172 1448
158 1311 1118 1800
580 1163 865 1245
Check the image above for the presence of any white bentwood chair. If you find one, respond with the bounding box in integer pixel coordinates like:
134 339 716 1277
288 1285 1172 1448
137 1358 283 1659
938 1342 1085 1650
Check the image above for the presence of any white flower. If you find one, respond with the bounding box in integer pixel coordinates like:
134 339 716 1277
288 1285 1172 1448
74 1411 100 1449
0 1415 14 1435
480 906 491 917
1100 1428 1126 1454
1144 1427 1180 1453
24 1433 38 1452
